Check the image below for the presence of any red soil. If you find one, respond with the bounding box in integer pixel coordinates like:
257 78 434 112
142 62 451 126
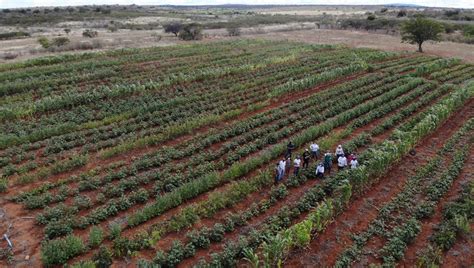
173 83 441 267
400 142 474 267
284 98 474 267
48 69 365 263
1 62 468 268
6 71 368 197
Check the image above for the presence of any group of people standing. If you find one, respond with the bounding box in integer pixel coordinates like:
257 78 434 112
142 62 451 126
275 141 359 184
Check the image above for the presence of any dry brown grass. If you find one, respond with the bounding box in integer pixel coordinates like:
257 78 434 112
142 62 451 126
1 27 473 64
243 29 474 63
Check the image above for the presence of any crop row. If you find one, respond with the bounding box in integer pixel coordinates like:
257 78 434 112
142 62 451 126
416 177 473 266
185 81 472 268
0 40 299 88
44 76 414 266
19 71 414 247
127 78 457 266
124 73 469 267
0 47 380 151
10 73 387 200
22 73 447 216
26 73 402 222
334 117 473 266
3 47 398 179
0 43 310 121
123 76 430 229
1 54 372 182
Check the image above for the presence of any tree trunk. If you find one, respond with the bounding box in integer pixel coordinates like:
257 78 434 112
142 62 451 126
418 42 423 53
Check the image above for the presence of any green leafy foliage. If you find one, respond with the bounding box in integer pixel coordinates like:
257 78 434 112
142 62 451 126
41 235 85 266
401 16 445 52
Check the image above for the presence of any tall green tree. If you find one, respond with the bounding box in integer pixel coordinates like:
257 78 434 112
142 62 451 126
401 16 444 53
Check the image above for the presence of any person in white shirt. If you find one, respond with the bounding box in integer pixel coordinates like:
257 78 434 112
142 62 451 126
293 156 301 176
278 158 286 180
316 162 325 179
310 142 320 159
275 163 281 184
350 157 359 169
335 145 344 158
338 155 347 171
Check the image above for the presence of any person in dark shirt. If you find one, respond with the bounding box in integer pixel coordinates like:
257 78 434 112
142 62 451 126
324 151 333 174
302 149 311 169
285 141 295 158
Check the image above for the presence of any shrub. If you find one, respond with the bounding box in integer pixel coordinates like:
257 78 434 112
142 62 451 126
227 26 241 36
89 226 104 248
41 235 85 266
397 9 407 17
96 193 106 204
288 220 313 248
463 24 474 37
108 222 121 239
163 22 183 36
37 37 50 49
74 195 92 209
178 23 203 41
44 220 73 239
167 241 185 266
107 25 118 32
187 229 210 249
83 29 98 38
51 37 70 47
0 31 30 40
183 242 196 258
152 250 167 266
92 246 113 268
209 223 225 242
130 188 149 203
454 214 470 234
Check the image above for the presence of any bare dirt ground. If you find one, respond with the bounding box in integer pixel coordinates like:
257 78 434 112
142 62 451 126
241 29 474 63
2 25 473 64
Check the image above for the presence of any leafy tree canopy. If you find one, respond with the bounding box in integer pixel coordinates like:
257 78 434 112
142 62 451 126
401 16 444 52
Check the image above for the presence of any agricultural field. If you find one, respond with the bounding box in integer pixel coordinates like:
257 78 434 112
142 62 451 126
0 39 473 267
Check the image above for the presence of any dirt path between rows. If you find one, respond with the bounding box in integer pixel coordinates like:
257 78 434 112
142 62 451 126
284 98 474 267
174 83 443 267
6 71 367 196
400 142 474 267
0 70 369 268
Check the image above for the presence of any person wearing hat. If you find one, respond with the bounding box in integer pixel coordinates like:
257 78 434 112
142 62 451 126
293 156 301 176
302 149 311 169
310 142 320 159
335 145 344 159
350 155 359 169
324 151 332 174
315 162 325 179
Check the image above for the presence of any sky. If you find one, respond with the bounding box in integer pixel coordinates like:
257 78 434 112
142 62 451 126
1 0 473 9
